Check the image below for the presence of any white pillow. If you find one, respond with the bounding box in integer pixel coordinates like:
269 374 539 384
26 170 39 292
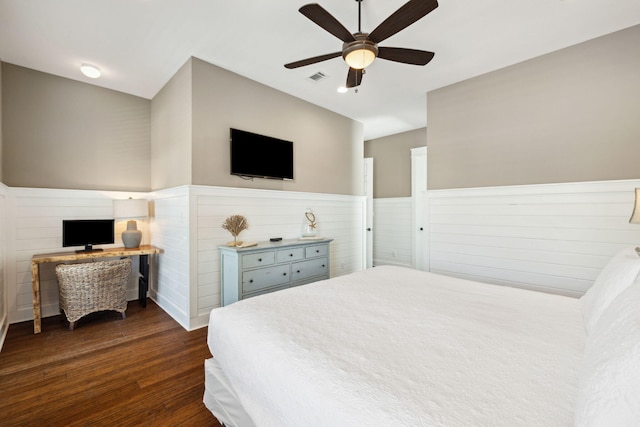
580 247 640 334
574 278 640 426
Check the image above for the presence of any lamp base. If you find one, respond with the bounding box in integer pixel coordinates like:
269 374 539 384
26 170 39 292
122 220 142 248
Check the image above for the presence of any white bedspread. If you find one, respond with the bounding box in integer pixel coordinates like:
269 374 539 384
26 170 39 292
207 265 585 427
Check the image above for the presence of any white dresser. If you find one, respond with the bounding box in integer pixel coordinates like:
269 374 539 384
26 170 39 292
219 238 332 306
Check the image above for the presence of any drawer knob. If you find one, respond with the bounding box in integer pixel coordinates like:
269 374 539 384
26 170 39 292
283 272 287 276
296 270 301 273
289 253 293 257
322 264 325 268
316 250 320 253
249 279 253 283
258 258 262 262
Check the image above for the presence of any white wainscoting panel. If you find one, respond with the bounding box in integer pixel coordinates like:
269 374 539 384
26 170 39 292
372 198 413 268
0 184 8 349
190 186 366 330
6 180 638 332
3 184 365 333
149 186 191 329
7 188 149 323
428 180 640 296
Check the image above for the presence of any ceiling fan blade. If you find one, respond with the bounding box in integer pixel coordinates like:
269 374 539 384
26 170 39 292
368 0 438 44
299 3 356 43
377 47 435 65
284 52 342 69
346 68 363 88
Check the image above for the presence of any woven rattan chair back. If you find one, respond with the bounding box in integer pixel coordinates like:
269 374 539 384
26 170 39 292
55 258 132 330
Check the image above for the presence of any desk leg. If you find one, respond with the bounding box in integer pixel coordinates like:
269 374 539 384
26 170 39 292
31 261 42 334
139 254 149 307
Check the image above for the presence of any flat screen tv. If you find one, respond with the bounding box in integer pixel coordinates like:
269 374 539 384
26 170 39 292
62 219 114 252
230 128 294 180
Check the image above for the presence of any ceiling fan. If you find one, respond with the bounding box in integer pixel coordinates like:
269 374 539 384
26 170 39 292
285 0 438 89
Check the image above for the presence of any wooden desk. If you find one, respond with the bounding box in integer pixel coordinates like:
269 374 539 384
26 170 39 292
31 245 162 334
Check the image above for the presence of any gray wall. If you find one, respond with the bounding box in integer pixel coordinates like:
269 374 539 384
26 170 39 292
0 60 3 180
364 128 426 198
427 25 640 190
151 59 193 191
190 58 363 195
2 59 364 196
1 63 151 191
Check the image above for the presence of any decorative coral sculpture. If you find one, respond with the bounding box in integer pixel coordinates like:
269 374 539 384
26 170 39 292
222 215 248 246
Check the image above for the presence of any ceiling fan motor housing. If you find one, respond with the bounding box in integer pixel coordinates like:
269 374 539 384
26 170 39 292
342 33 378 69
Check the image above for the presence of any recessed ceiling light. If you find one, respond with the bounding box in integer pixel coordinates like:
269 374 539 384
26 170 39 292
337 86 348 93
80 63 101 78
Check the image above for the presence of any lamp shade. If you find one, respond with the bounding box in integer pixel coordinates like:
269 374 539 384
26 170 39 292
113 198 148 220
630 188 640 224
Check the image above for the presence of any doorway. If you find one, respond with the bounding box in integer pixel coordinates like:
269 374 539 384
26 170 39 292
411 147 427 271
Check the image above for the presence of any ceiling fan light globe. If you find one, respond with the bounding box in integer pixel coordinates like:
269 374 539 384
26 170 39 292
344 48 376 69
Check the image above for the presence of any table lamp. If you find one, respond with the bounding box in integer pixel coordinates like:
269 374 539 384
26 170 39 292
113 198 148 248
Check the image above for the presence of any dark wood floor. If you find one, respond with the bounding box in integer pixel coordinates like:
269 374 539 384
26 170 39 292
0 300 222 427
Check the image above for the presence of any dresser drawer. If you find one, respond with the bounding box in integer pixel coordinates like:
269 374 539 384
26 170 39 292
242 251 275 269
291 257 328 282
243 284 289 299
242 265 290 293
276 247 304 263
305 244 328 258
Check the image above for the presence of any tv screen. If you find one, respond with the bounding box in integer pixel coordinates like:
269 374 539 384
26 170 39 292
62 219 114 252
230 128 294 180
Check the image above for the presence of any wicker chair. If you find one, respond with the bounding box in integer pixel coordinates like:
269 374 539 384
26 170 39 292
55 258 131 330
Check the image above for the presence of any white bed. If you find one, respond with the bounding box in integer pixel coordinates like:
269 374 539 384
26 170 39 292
205 249 640 426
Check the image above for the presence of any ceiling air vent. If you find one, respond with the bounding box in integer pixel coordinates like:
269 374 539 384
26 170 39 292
307 72 328 83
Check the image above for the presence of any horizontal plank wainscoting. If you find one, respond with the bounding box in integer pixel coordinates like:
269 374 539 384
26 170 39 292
427 180 640 297
148 187 191 331
3 185 365 337
7 187 150 325
0 184 8 350
151 185 366 331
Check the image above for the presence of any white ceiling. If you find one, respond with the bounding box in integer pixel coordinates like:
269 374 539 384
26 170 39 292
1 0 639 140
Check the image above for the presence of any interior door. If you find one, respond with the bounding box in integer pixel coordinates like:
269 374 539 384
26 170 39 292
411 147 427 270
364 157 373 269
